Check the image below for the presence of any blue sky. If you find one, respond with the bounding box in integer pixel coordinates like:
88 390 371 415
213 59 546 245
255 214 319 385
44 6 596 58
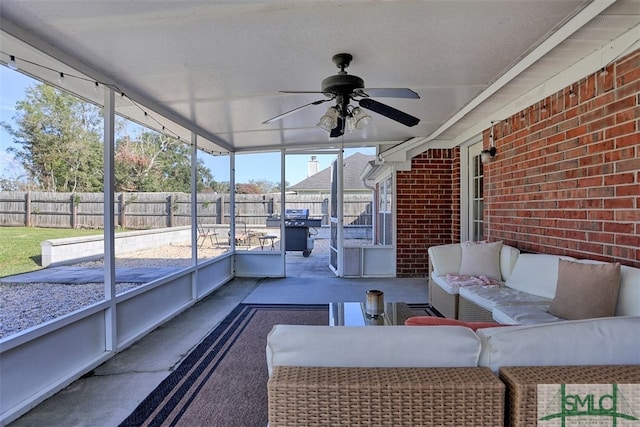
0 66 372 186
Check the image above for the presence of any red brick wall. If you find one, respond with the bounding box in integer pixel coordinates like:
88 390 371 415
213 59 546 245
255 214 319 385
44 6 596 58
484 50 640 267
396 148 460 277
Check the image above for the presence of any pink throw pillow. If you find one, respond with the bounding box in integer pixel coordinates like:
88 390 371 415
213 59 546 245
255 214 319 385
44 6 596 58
404 316 505 331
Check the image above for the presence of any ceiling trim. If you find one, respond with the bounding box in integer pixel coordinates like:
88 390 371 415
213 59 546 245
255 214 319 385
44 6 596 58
377 0 617 162
448 24 640 148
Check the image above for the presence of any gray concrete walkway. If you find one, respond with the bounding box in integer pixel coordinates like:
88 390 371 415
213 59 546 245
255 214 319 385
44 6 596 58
0 266 182 284
1 238 335 284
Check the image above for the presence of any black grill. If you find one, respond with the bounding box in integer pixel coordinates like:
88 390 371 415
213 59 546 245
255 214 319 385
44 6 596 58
283 208 320 257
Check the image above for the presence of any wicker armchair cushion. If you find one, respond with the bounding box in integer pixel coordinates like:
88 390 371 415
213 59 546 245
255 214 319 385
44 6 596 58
548 260 621 320
266 324 482 375
477 316 640 372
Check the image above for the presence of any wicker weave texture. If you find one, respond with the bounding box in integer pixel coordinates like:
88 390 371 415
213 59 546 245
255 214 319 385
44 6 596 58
268 366 505 426
429 282 459 319
458 296 494 322
500 365 640 427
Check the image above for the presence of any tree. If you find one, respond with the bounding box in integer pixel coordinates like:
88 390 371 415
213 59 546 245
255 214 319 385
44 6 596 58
2 82 219 193
209 180 230 194
272 180 290 192
2 84 104 192
238 179 284 194
115 131 221 192
235 182 262 194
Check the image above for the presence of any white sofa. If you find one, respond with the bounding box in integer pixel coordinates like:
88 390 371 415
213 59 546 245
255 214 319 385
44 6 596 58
267 245 640 426
267 260 640 426
428 242 640 324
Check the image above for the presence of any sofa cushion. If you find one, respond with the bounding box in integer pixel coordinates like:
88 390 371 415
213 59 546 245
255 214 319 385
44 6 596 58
459 241 502 281
548 260 621 320
431 273 501 295
477 316 640 372
499 245 520 281
405 316 504 330
617 264 640 316
505 254 576 298
459 285 551 312
492 303 564 325
570 261 640 317
428 243 462 276
430 273 459 294
266 325 481 375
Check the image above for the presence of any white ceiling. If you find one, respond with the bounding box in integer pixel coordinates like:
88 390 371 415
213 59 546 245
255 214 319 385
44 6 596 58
1 1 638 158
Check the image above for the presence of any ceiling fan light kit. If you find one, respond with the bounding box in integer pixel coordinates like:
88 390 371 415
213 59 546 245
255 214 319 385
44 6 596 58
347 107 371 131
317 106 339 132
264 53 420 137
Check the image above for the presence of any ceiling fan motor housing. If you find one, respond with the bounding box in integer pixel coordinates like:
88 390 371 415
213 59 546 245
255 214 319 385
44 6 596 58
321 74 365 95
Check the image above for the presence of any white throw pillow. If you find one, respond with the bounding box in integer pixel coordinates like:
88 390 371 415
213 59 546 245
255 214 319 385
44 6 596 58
459 241 502 281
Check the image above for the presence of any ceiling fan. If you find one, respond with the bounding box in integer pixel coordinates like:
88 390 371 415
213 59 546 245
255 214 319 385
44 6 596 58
262 53 420 137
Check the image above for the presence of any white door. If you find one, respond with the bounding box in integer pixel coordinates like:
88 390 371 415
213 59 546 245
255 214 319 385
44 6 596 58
329 152 343 276
468 142 485 241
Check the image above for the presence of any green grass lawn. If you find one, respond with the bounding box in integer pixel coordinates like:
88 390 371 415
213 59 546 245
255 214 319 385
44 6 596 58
0 227 108 278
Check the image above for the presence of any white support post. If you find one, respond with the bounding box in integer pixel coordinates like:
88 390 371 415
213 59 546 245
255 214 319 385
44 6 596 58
103 86 116 352
191 132 198 299
281 150 286 275
336 149 344 277
230 153 236 257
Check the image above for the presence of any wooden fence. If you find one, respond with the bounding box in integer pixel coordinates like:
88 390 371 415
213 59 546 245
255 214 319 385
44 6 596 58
0 191 373 229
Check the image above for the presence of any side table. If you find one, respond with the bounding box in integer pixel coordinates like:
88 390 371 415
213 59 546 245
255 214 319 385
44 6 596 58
329 302 415 326
258 235 277 250
500 365 640 427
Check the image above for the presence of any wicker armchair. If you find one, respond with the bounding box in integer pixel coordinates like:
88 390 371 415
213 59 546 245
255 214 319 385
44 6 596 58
268 366 505 427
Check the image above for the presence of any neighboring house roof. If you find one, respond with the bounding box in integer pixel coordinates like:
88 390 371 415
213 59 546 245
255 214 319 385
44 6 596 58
289 153 375 192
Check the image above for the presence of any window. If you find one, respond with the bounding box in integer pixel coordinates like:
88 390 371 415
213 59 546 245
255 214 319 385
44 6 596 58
471 154 484 241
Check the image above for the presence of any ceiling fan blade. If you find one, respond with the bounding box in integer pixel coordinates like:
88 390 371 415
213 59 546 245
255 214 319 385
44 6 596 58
357 88 420 99
280 90 328 95
262 99 332 124
359 98 420 127
329 116 344 138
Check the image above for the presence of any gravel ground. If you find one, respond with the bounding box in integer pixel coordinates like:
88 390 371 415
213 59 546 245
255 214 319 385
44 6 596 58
0 237 370 339
0 282 142 338
0 241 229 339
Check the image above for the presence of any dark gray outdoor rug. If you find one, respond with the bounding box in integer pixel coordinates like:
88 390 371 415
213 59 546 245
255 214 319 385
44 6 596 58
119 302 437 427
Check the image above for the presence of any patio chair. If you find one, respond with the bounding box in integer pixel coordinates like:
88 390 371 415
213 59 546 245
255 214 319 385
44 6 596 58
231 221 255 246
197 222 218 248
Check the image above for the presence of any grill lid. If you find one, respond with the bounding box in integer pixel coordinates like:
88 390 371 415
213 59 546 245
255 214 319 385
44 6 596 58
284 208 309 219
